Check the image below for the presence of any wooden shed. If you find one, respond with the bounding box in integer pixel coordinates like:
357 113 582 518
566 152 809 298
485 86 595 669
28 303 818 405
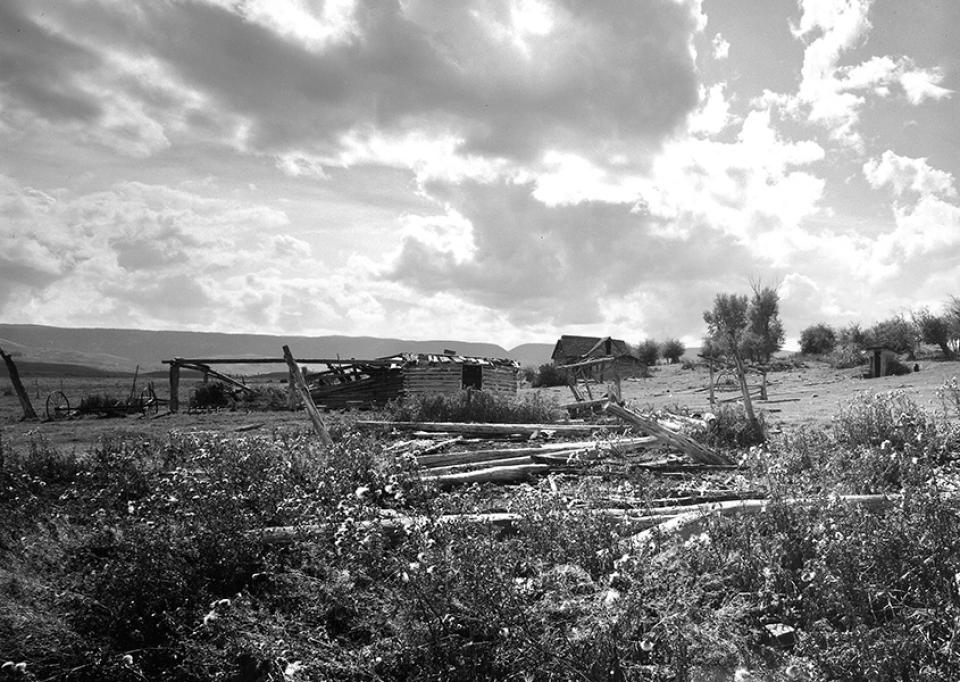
400 353 519 397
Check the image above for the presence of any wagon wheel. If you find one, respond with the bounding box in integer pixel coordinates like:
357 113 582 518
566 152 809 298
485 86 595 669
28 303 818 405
45 391 71 420
139 388 159 416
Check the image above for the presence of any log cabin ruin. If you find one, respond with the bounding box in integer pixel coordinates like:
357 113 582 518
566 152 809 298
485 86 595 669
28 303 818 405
164 350 519 411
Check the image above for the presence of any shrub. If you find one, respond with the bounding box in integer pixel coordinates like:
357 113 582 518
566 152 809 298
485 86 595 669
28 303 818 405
833 391 939 453
799 323 836 355
75 393 125 416
190 382 234 409
699 404 767 448
661 338 686 364
384 390 561 423
634 338 660 366
237 386 289 411
532 363 567 387
826 345 865 369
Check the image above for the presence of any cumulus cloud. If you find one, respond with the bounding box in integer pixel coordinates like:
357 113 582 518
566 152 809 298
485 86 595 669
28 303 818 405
863 150 956 198
778 0 952 146
711 33 730 60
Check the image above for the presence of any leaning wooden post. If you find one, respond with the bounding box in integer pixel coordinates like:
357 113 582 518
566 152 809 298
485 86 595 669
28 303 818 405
286 365 298 410
282 345 333 448
169 360 181 413
0 347 38 421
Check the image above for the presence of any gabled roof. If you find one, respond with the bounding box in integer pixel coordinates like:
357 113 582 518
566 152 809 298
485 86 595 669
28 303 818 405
551 335 630 361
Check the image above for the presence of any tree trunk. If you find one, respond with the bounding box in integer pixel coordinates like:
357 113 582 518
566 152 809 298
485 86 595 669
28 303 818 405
728 338 757 427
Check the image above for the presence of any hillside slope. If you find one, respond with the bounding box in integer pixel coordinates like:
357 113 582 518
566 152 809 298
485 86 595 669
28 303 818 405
0 324 554 373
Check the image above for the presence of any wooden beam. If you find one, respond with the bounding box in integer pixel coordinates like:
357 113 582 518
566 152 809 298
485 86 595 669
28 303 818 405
603 402 733 465
282 345 333 448
162 357 395 366
169 361 180 413
177 361 255 393
356 420 624 436
0 347 38 421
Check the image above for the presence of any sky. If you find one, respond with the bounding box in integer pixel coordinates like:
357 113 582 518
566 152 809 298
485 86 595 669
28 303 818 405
1 0 959 349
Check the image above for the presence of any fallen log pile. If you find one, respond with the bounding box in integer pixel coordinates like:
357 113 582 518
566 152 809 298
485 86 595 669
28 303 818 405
360 401 734 488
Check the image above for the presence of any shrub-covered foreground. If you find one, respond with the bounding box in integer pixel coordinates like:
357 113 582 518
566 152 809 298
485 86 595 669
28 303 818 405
2 391 960 681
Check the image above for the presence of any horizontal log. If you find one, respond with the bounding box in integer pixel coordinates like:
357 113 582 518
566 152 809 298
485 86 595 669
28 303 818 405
256 508 669 546
165 357 394 366
626 494 904 551
415 437 657 467
424 463 555 488
356 421 623 435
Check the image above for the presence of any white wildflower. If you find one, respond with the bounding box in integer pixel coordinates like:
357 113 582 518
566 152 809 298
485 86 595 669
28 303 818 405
283 661 304 680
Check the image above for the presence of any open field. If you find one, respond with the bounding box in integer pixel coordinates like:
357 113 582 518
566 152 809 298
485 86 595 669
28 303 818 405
4 359 960 680
531 358 960 431
5 357 960 448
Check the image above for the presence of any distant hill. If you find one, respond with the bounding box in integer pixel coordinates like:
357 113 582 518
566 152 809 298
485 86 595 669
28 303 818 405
0 324 555 375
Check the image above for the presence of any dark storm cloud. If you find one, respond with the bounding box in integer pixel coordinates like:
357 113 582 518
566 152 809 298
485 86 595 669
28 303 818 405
0 2 103 124
8 0 699 162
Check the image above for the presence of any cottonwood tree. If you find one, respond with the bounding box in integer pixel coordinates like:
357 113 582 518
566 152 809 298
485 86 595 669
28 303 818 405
703 293 757 427
742 282 785 363
912 308 954 359
799 323 837 355
866 316 917 356
661 338 686 364
634 339 660 366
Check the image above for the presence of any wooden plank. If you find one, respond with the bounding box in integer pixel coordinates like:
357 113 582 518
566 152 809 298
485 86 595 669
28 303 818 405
283 345 333 448
357 420 623 435
424 463 555 488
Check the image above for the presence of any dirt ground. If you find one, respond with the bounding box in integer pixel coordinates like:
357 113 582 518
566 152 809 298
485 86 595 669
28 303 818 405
527 357 960 433
3 358 960 450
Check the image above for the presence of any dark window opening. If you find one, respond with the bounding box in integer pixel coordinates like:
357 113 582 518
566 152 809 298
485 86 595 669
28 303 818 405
462 365 482 390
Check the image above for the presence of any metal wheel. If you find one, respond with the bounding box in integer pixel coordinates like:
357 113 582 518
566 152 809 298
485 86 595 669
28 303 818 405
45 391 71 420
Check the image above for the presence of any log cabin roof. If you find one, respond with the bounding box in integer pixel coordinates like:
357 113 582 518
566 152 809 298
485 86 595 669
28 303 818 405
551 335 630 362
379 353 519 369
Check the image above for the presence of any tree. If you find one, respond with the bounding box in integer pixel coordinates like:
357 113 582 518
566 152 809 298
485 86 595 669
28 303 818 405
661 338 686 364
743 283 785 363
799 323 837 355
704 293 757 427
866 316 917 356
634 339 659 366
838 323 867 349
912 308 954 359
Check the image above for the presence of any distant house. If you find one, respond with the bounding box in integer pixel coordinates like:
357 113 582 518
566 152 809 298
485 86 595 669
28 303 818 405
550 335 631 365
550 335 644 385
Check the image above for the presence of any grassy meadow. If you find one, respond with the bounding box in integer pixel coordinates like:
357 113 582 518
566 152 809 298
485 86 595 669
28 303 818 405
3 360 960 680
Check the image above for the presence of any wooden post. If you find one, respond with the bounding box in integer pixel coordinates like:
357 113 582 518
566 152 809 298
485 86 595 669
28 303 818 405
282 345 333 448
760 371 768 401
0 347 38 421
169 361 180 413
708 360 715 408
287 365 298 410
